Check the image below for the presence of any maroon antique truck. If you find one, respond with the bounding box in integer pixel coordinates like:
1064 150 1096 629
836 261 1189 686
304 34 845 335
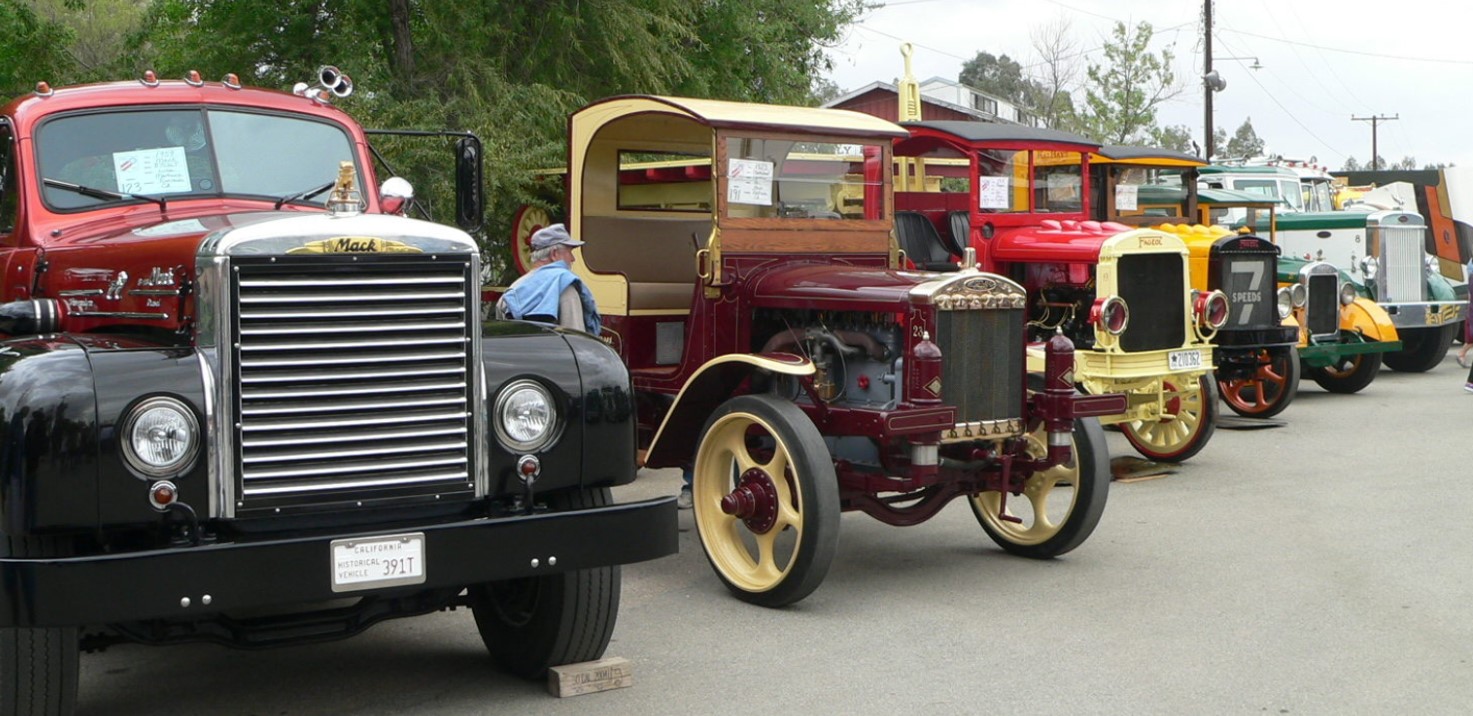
553 95 1125 608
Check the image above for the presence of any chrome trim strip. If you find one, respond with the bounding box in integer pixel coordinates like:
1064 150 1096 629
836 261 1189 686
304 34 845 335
244 455 467 481
241 365 465 383
240 350 466 368
242 395 465 416
239 306 464 320
243 439 469 464
244 470 470 496
242 380 468 401
240 335 466 352
58 289 104 296
129 289 180 296
240 290 464 304
241 320 467 336
243 425 466 448
70 311 170 319
195 350 221 519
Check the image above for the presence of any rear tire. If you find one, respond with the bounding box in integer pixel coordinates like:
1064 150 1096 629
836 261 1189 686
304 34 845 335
1383 325 1457 373
0 536 78 716
471 488 620 679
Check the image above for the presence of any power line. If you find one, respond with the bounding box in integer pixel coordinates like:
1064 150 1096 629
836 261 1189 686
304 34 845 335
1352 114 1399 170
1224 28 1473 65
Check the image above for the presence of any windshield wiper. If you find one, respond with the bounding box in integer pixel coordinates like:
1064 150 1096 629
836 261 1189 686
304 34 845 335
43 178 167 213
273 181 335 210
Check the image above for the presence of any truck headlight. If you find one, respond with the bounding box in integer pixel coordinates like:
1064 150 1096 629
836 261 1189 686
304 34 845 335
1196 289 1230 329
1276 287 1294 319
1290 282 1308 308
1426 255 1440 274
121 397 200 478
1340 282 1358 306
1360 256 1378 280
494 380 558 452
1090 295 1129 335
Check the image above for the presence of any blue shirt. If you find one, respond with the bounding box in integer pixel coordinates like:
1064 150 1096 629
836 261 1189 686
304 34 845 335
497 261 601 334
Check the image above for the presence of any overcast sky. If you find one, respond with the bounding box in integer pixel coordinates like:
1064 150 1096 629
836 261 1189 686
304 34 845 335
823 0 1468 169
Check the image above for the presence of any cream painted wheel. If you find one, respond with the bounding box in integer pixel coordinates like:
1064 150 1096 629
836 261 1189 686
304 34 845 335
1122 374 1217 463
970 417 1109 558
692 395 838 608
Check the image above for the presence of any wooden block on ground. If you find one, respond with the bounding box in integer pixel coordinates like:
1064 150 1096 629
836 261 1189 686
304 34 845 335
548 657 633 697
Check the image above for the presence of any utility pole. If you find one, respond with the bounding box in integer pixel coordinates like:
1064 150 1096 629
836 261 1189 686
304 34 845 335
1203 0 1213 161
1351 114 1398 170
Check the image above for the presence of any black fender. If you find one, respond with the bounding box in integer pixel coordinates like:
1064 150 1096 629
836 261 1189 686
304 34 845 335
0 336 98 535
480 322 635 496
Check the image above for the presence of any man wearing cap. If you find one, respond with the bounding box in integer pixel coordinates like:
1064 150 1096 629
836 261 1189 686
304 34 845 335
495 223 602 334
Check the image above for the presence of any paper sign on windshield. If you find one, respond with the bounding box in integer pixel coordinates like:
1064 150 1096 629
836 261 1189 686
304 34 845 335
114 147 191 195
1116 184 1139 211
727 158 773 206
978 176 1011 210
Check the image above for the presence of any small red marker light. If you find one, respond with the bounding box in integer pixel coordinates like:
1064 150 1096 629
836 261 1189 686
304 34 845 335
34 82 52 97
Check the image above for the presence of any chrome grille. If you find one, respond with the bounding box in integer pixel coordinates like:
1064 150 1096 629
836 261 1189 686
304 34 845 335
1117 253 1186 351
231 257 476 512
935 308 1025 424
1378 223 1425 303
1306 272 1339 337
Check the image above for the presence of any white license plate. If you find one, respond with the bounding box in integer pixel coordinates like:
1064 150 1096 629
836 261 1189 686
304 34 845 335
1168 349 1203 371
331 532 426 593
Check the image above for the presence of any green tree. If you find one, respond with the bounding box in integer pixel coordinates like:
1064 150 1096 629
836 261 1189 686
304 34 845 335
1224 117 1264 159
959 51 1037 107
114 0 865 281
31 0 147 81
1148 124 1196 154
1077 21 1180 145
0 1 73 98
1342 156 1362 171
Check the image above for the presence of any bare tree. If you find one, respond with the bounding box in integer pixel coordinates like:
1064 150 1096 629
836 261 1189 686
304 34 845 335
1028 15 1081 131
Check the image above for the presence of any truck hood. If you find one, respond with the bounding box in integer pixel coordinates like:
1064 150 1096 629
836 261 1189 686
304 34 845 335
991 219 1135 264
743 262 943 309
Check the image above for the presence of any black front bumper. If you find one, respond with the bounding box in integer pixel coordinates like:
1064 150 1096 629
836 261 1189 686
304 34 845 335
1213 325 1299 349
0 497 678 628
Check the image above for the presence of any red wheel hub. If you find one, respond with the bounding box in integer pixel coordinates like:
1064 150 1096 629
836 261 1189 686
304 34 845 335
720 468 780 533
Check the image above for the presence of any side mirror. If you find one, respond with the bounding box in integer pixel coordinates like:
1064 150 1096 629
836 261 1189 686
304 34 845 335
379 177 414 215
455 135 485 233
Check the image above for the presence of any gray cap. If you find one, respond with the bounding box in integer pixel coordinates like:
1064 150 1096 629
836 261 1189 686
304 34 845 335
530 223 584 250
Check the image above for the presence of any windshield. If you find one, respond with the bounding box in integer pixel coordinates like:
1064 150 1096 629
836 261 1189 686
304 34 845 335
36 108 358 210
722 137 886 220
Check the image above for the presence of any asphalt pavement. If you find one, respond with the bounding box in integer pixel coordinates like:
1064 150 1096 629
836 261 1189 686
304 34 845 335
78 350 1473 715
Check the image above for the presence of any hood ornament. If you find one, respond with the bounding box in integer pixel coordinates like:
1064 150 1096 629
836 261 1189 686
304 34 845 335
326 161 364 216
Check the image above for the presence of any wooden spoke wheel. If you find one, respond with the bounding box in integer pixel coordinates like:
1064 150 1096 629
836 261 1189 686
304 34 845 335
970 416 1109 559
509 205 550 276
1219 347 1299 418
692 395 838 608
1308 352 1382 394
1121 374 1218 463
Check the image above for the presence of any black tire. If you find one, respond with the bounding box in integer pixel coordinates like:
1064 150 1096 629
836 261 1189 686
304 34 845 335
691 394 839 608
1308 352 1382 394
1383 325 1457 373
470 488 620 679
0 537 78 716
1121 374 1218 463
1219 347 1300 419
969 416 1109 559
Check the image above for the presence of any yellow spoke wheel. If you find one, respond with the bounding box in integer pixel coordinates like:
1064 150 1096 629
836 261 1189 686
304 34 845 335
970 417 1109 558
692 395 838 608
1122 374 1218 463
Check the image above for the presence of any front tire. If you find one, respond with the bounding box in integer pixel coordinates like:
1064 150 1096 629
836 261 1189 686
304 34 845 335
1308 352 1382 394
1219 347 1299 418
969 416 1109 559
692 395 839 608
0 537 78 716
1121 375 1218 463
471 488 620 679
1383 325 1457 373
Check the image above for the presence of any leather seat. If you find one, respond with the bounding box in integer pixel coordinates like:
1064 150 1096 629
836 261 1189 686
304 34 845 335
894 211 958 272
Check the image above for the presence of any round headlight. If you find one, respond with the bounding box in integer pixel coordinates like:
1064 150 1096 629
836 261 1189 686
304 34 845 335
1290 282 1308 308
494 380 558 452
1360 256 1378 281
1339 282 1358 306
121 397 199 478
1276 287 1294 319
1426 255 1440 274
1091 296 1129 336
1200 290 1230 329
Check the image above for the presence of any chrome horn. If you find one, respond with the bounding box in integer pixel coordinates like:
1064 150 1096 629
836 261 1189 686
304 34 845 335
318 66 353 98
292 65 354 103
